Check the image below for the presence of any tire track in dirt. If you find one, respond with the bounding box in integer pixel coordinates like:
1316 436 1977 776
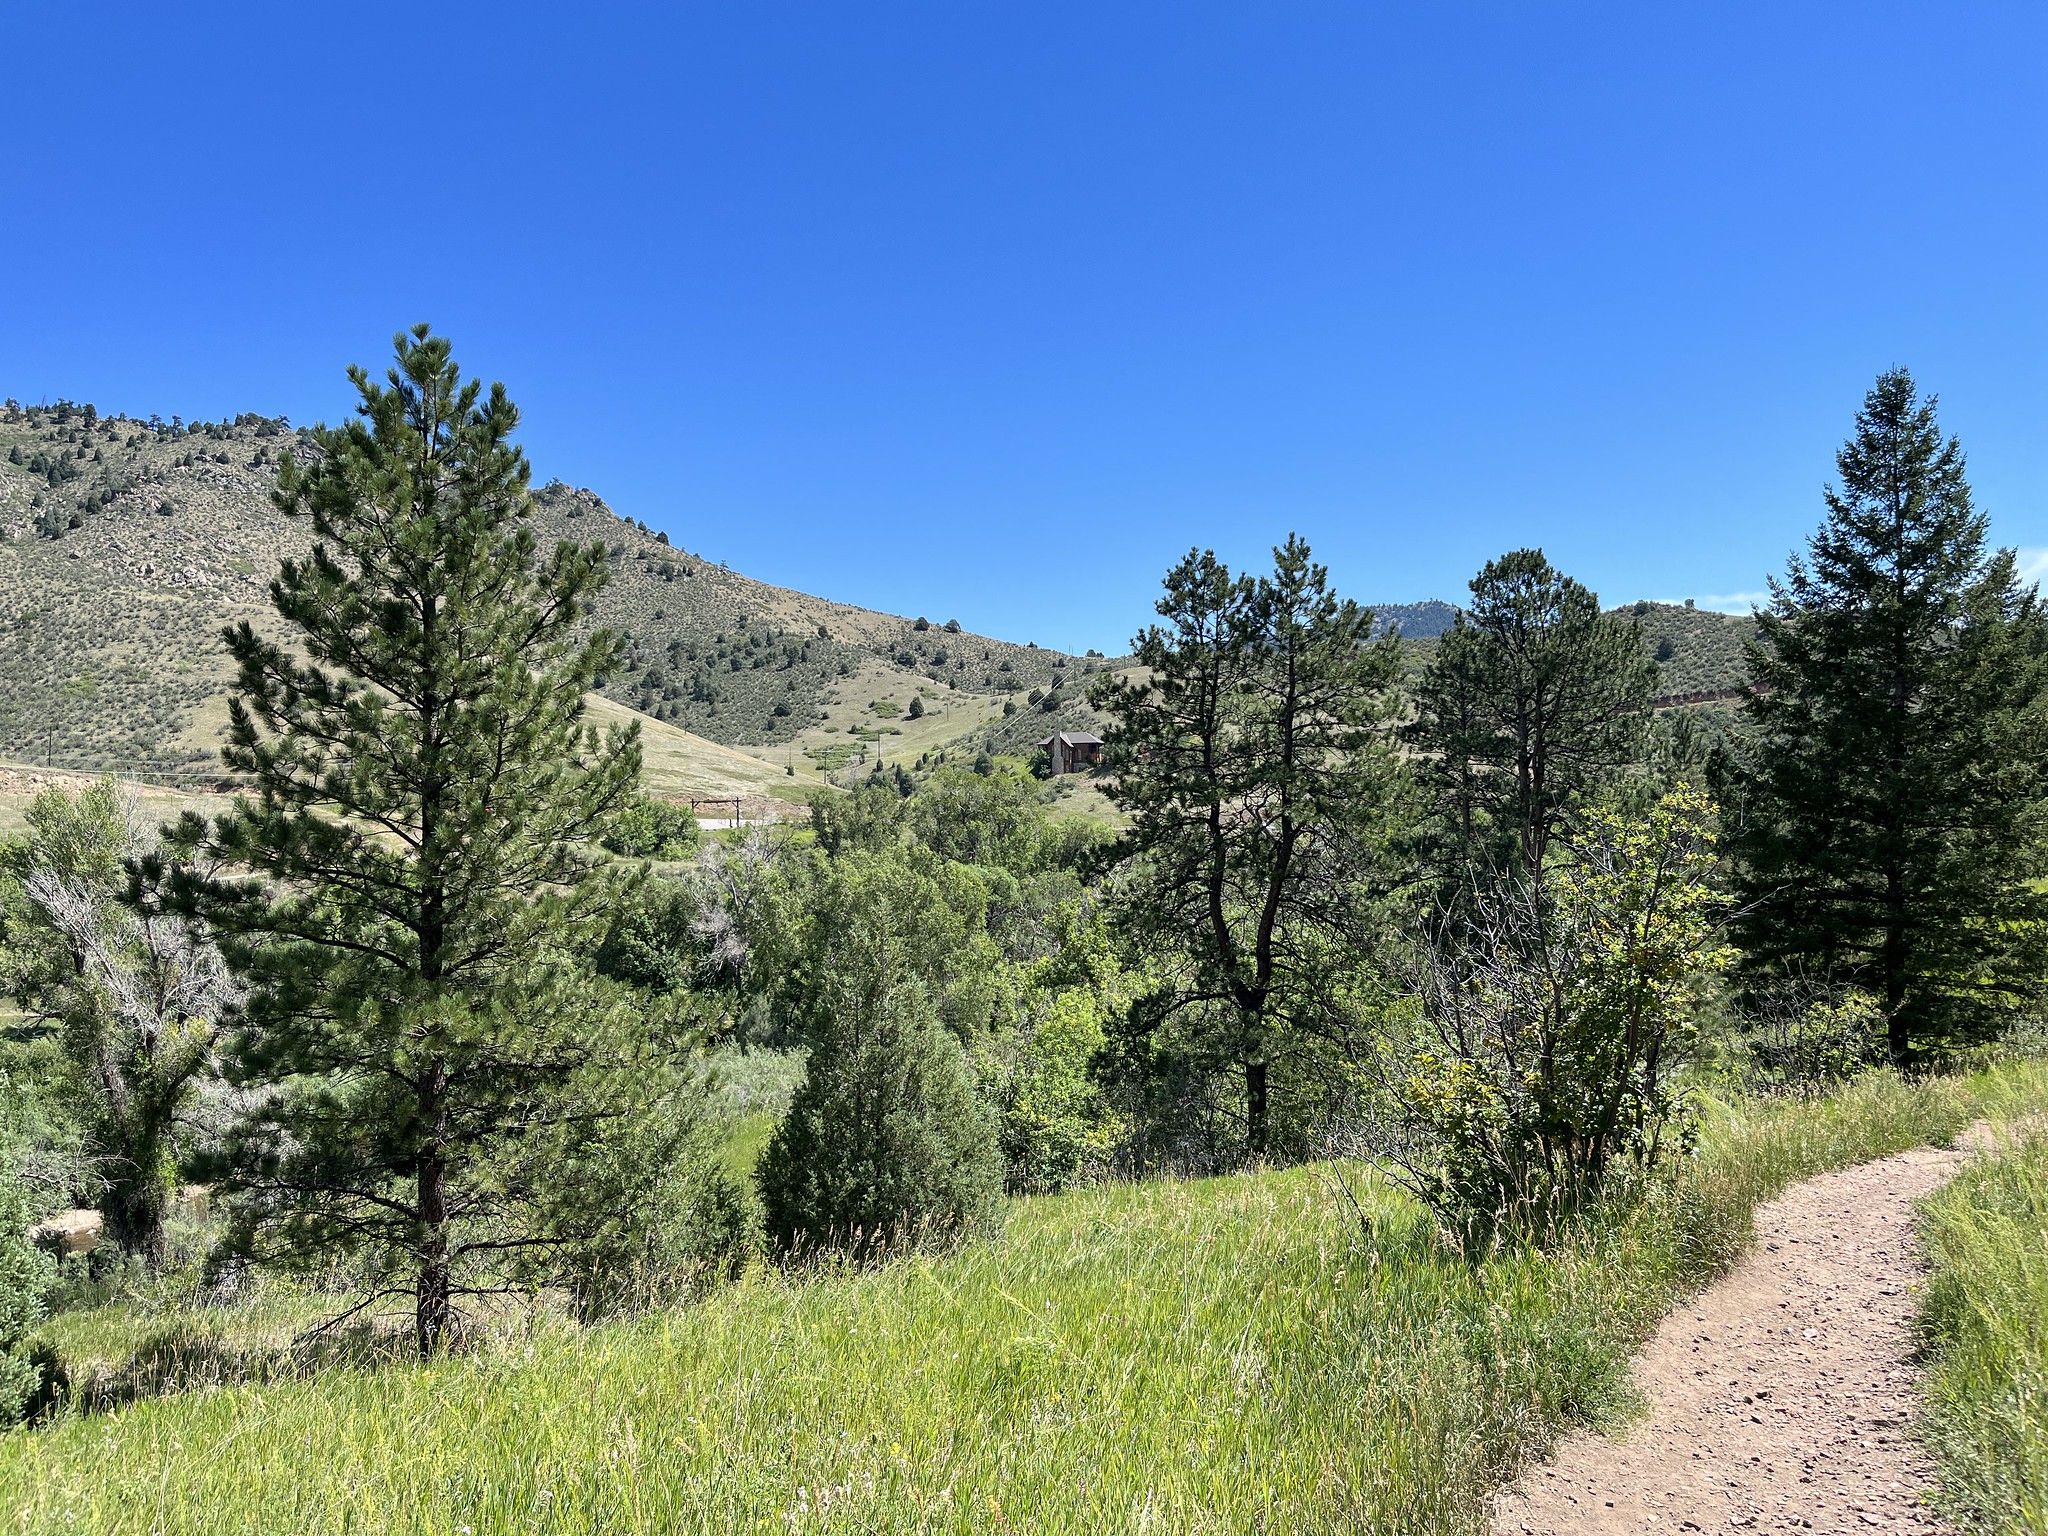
1492 1140 1980 1536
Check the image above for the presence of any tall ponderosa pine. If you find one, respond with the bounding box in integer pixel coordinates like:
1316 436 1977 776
1719 370 2048 1063
1090 536 1405 1158
1406 549 1655 888
183 328 642 1354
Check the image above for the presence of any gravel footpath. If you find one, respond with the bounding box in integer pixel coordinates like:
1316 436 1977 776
1491 1142 1974 1536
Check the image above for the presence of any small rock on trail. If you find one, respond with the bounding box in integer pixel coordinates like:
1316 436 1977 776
1491 1143 1971 1536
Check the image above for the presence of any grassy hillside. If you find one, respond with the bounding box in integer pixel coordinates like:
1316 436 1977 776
0 401 1104 782
5 1066 2040 1535
1626 600 1756 697
0 398 1756 795
1397 599 1755 699
0 405 286 775
580 694 811 809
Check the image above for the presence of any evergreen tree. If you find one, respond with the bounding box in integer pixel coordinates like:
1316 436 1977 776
758 981 1001 1255
1406 549 1655 890
179 328 643 1354
755 850 1003 1253
1718 370 2048 1063
1090 537 1406 1157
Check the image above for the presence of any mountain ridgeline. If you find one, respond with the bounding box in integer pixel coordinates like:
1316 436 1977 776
0 396 1750 780
0 402 1112 777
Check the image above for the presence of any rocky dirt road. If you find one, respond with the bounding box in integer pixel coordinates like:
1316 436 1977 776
1492 1143 1974 1536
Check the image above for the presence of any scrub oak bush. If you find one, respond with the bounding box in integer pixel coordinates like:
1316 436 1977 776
1372 787 1730 1233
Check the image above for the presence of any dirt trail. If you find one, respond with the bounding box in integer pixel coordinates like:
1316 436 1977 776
1492 1137 1990 1536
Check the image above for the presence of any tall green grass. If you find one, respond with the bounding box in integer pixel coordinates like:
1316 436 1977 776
1920 1125 2048 1534
2 1064 2042 1535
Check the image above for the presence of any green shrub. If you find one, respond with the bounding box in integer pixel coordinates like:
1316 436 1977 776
758 981 1003 1256
990 986 1125 1192
0 1134 53 1425
546 1088 760 1323
1736 983 1885 1093
594 878 702 995
601 796 701 860
1378 789 1727 1231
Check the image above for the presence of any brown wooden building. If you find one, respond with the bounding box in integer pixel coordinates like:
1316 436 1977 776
1040 730 1104 775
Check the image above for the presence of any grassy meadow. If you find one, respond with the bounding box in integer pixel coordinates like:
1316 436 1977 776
1920 1120 2048 1534
4 1064 2044 1535
580 693 813 807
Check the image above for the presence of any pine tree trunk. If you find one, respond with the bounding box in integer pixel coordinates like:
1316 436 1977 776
416 1059 452 1357
1884 865 1910 1067
1245 1058 1269 1160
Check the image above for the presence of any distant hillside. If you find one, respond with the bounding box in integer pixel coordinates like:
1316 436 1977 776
0 398 1755 789
1624 600 1755 697
0 399 1113 786
957 685 1115 765
1369 599 1459 639
1393 598 1753 699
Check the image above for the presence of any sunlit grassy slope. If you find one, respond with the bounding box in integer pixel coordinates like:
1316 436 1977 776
581 693 812 805
7 1066 2045 1535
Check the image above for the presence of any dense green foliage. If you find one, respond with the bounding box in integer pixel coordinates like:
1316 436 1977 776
747 763 1121 1216
1718 371 2048 1062
598 794 701 860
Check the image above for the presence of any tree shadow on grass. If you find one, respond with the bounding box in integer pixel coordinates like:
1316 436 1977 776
45 1313 417 1420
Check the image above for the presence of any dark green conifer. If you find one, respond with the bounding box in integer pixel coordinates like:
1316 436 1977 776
759 979 1001 1254
1718 371 2048 1062
1406 549 1656 891
180 328 644 1354
1090 536 1406 1157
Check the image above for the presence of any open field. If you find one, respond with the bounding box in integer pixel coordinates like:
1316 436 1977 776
5 1065 2044 1536
0 764 226 837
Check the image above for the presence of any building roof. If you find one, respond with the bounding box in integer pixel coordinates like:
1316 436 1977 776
1039 731 1104 748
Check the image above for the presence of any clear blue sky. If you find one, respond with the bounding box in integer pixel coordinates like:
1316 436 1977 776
5 3 2045 654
